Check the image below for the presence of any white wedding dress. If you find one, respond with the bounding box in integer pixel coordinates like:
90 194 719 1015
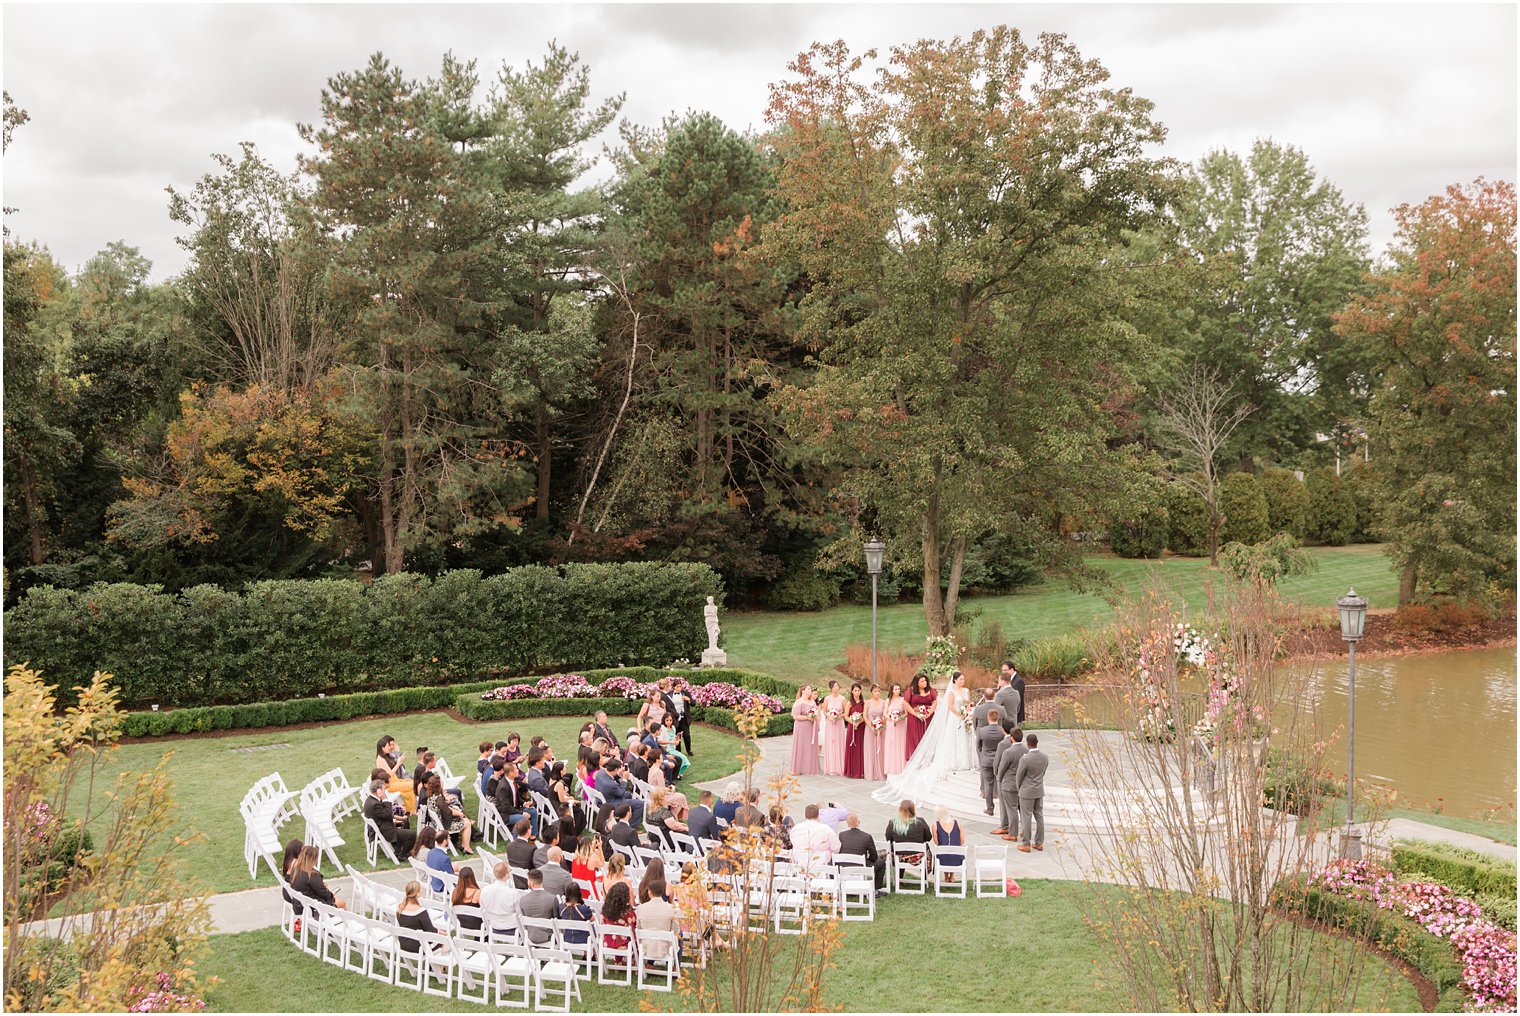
871 681 978 807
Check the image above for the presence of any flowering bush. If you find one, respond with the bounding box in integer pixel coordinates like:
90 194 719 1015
126 972 206 1013
1172 622 1213 667
479 683 539 702
687 682 785 714
596 676 642 699
921 634 960 678
5 799 59 862
533 673 597 699
1308 859 1517 1012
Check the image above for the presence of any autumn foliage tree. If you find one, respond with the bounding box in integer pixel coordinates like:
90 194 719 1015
1335 179 1517 604
761 30 1175 633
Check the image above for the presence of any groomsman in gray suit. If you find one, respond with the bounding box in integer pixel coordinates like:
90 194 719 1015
975 709 1005 815
993 674 1022 734
971 689 997 730
1015 733 1048 851
993 727 1027 838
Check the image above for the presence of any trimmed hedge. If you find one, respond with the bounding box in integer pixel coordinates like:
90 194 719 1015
1219 472 1271 546
1165 482 1209 556
117 666 797 739
1278 878 1468 1012
1392 839 1518 901
5 563 724 709
1306 467 1357 545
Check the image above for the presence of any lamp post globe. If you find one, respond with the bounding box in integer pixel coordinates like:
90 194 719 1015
1337 587 1369 859
863 541 886 689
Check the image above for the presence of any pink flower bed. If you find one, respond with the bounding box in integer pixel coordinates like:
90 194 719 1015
1308 859 1517 1012
688 681 784 714
126 972 205 1012
533 673 597 699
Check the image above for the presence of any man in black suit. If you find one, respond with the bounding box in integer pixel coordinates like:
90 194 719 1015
607 803 643 854
493 761 538 833
411 747 431 800
505 819 537 888
590 711 617 749
626 747 651 784
658 678 694 758
364 779 416 856
687 790 720 845
837 812 886 893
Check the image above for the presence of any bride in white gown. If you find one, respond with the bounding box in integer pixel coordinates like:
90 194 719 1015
871 671 977 806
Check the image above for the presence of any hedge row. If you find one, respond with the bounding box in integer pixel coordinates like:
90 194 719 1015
5 563 723 708
1392 840 1518 900
117 666 796 739
1278 879 1468 1012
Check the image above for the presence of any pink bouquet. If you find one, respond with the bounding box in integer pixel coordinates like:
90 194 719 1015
869 717 885 733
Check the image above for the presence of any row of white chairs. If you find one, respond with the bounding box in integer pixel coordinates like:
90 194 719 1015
241 773 299 879
299 768 365 869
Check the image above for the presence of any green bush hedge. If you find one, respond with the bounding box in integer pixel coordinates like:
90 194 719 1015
1305 467 1358 545
1165 482 1209 556
1219 472 1271 546
6 563 723 709
1277 878 1468 1012
1258 468 1310 540
1392 839 1517 901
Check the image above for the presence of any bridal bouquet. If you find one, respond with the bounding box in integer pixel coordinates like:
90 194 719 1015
869 716 885 733
961 710 975 733
915 706 928 720
848 711 864 726
826 707 842 722
807 706 819 722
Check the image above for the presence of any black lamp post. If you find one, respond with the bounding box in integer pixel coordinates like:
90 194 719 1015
864 541 886 689
1337 587 1369 858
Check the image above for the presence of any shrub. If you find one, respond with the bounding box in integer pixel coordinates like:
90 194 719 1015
1219 472 1270 546
1341 463 1381 542
1011 633 1094 681
1257 467 1310 540
1219 533 1317 586
1392 839 1517 901
1305 467 1357 545
1394 600 1496 634
1165 482 1209 556
763 567 842 612
1262 748 1343 816
4 563 724 709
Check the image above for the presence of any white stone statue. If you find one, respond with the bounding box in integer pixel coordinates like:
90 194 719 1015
701 595 727 667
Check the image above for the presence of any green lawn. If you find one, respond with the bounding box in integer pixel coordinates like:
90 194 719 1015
724 545 1399 682
198 882 1421 1012
75 715 747 897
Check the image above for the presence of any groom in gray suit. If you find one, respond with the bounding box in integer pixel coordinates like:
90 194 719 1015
1015 733 1049 851
993 674 1022 734
993 727 1027 838
975 709 1004 815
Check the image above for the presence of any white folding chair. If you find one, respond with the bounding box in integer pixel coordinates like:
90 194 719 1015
837 862 876 921
972 843 1009 897
771 874 809 935
519 915 558 948
488 938 539 1008
475 846 502 884
453 934 495 1004
556 917 597 979
670 831 700 855
890 842 928 894
595 923 635 985
533 945 582 1011
930 842 967 898
363 816 401 867
634 928 680 992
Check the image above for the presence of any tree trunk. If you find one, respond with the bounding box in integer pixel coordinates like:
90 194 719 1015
377 441 399 576
922 469 949 636
18 455 45 565
1398 563 1418 606
535 408 551 520
1207 490 1222 566
942 535 968 633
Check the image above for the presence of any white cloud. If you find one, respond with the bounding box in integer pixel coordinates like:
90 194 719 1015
3 3 1513 278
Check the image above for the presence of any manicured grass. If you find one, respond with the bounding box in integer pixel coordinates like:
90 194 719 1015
1388 807 1518 847
723 545 1400 682
197 881 1421 1012
70 714 747 897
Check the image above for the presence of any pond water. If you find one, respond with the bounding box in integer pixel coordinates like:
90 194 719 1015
1287 646 1517 817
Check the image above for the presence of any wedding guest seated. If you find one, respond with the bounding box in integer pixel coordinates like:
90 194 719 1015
687 790 720 844
395 881 441 954
599 881 638 951
655 712 690 779
413 827 453 893
933 805 965 879
524 748 552 799
476 741 495 777
559 883 595 943
364 778 416 856
733 789 765 828
606 802 642 855
411 747 432 800
290 844 346 911
885 799 933 869
452 867 483 932
502 733 522 764
593 756 645 827
493 761 538 832
555 800 580 846
646 787 689 848
506 820 537 888
374 736 416 814
837 812 886 894
539 845 573 898
637 857 667 905
424 774 474 853
590 710 617 747
519 869 559 942
713 783 742 826
788 803 841 871
280 837 303 890
765 806 793 850
603 853 632 900
479 861 522 937
484 755 506 799
635 874 677 960
626 746 652 785
571 834 605 898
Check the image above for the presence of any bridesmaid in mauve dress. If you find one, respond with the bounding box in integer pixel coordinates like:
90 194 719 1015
789 686 820 776
843 683 866 779
883 684 908 776
904 674 937 759
821 681 848 776
863 685 886 781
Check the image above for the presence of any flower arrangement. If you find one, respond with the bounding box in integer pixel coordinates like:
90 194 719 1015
6 800 59 862
869 716 885 733
921 634 960 678
126 972 206 1013
1308 859 1517 1012
1172 622 1214 668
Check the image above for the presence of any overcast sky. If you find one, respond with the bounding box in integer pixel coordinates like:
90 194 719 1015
3 3 1515 280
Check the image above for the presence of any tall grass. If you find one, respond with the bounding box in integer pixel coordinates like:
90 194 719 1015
1012 632 1095 681
841 645 920 688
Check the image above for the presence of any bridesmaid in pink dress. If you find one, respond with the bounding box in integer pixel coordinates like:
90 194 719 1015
883 683 908 776
904 674 937 759
863 685 887 780
820 681 848 776
789 686 819 776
